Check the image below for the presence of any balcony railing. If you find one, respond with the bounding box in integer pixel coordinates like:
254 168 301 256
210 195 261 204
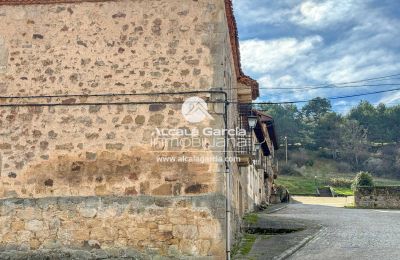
235 104 254 165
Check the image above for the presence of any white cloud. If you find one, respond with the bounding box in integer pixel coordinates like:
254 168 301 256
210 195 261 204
233 0 296 25
291 0 361 29
379 92 400 105
234 0 363 29
240 36 323 74
307 49 400 83
234 0 400 108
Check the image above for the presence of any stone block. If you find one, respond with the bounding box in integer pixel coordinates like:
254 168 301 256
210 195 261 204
73 229 90 241
25 220 44 232
78 207 97 218
0 36 8 73
152 184 173 196
173 225 198 239
11 220 25 231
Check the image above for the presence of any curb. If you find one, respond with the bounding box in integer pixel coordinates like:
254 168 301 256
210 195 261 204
266 204 289 214
273 227 326 260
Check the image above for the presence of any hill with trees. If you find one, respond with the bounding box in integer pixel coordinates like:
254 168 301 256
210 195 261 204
258 98 400 180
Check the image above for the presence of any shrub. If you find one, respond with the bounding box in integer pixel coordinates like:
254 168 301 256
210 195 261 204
279 164 302 176
328 177 353 188
305 159 314 167
352 172 374 190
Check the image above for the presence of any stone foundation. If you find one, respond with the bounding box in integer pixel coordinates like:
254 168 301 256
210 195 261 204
0 195 226 259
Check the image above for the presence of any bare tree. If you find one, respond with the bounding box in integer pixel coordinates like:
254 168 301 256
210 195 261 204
341 120 368 166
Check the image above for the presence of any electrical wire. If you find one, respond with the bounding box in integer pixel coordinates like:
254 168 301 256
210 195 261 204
0 90 226 99
1 88 399 107
256 73 400 89
257 83 400 90
251 87 400 105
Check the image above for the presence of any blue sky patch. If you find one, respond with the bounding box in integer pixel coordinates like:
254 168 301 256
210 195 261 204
233 0 400 113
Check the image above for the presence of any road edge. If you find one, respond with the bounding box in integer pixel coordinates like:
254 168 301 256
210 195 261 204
273 227 326 260
265 204 289 214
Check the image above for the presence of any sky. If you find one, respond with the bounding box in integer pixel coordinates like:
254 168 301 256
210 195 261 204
233 0 400 113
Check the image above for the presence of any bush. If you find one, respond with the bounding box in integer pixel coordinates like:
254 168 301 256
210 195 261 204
328 177 353 188
305 159 314 167
279 164 302 176
352 172 374 190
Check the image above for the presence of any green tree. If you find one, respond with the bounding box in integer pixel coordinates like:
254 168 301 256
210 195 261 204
301 97 332 122
385 105 400 143
348 101 384 144
313 112 343 158
259 104 305 145
300 98 332 150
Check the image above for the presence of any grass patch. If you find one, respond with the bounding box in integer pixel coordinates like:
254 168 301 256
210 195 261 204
243 213 258 225
237 234 256 255
375 178 400 186
332 187 354 196
276 159 400 196
275 176 317 195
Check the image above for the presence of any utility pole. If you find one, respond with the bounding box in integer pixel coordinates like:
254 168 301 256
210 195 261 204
284 136 288 164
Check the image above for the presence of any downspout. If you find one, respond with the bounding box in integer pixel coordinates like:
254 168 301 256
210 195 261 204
222 92 231 260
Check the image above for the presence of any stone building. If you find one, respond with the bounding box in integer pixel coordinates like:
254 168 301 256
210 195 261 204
0 0 278 258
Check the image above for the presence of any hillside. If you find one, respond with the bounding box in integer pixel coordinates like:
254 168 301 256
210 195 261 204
275 151 400 196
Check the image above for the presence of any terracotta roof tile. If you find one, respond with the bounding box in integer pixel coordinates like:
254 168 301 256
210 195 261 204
224 0 259 100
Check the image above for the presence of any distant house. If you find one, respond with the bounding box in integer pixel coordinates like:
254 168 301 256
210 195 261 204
0 0 278 258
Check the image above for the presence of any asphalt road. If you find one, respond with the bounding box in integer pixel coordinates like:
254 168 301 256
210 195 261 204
280 198 400 260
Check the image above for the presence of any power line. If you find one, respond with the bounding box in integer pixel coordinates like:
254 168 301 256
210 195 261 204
326 73 400 85
257 83 400 90
0 90 226 99
1 87 399 107
255 73 400 89
252 87 400 105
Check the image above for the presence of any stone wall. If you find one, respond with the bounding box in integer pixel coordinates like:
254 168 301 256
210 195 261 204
0 0 223 96
355 186 400 209
0 0 235 257
0 195 226 259
0 0 230 196
0 97 225 198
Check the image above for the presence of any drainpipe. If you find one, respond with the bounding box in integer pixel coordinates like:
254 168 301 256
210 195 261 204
204 89 230 259
221 92 231 260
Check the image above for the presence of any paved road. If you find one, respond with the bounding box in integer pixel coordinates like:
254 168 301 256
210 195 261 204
277 198 400 260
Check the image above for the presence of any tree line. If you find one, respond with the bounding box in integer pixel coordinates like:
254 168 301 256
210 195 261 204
258 98 400 178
